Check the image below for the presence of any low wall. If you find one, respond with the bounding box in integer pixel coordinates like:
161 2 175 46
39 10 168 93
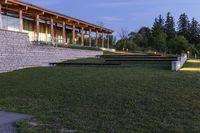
0 29 103 73
171 54 187 71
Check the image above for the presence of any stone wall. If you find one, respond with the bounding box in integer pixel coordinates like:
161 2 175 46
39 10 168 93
0 29 103 73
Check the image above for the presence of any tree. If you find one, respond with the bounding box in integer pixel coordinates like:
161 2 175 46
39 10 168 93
128 32 137 41
149 32 166 52
177 13 190 40
152 15 165 35
108 35 117 48
164 12 176 40
150 15 167 52
189 18 200 44
167 36 192 54
136 27 151 48
119 28 129 39
116 28 137 51
116 39 137 50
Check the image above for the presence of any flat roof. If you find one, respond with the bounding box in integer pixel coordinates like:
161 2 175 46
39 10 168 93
0 0 113 33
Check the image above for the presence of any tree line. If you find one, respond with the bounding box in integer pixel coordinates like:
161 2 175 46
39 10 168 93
116 12 200 55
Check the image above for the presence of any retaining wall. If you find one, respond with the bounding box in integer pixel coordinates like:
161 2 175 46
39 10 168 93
0 29 103 73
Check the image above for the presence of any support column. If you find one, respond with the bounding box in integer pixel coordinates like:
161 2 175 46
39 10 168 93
0 4 2 29
45 21 48 43
54 23 57 47
19 9 23 32
36 14 40 42
72 25 75 44
107 34 110 48
62 21 66 45
50 17 54 44
89 29 92 47
102 32 104 48
81 27 84 46
95 30 98 47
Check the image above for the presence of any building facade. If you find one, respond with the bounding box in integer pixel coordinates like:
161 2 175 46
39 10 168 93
0 0 113 48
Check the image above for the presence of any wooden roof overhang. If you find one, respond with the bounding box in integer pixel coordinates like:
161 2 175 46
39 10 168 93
0 0 113 34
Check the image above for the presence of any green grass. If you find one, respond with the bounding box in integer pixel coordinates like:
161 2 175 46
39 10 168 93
0 59 200 132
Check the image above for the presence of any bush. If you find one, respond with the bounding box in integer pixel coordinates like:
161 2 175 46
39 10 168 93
167 36 193 54
116 39 137 51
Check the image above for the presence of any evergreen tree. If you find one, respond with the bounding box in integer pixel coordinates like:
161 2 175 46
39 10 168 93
177 13 190 40
152 15 165 35
150 15 167 52
189 18 200 44
164 12 176 40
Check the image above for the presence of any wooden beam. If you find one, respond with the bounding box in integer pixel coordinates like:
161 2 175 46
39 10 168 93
36 14 40 41
19 9 23 32
72 25 75 44
81 27 84 46
45 21 48 43
62 21 66 45
54 22 57 47
4 0 113 33
50 17 54 43
95 30 98 47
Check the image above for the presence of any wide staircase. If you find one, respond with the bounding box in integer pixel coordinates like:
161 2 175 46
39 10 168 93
100 54 178 64
0 29 102 73
180 59 200 72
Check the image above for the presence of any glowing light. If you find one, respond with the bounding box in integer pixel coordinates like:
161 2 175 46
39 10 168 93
101 48 106 51
177 64 181 68
111 49 116 52
114 51 126 54
187 60 200 63
180 68 200 72
184 55 187 58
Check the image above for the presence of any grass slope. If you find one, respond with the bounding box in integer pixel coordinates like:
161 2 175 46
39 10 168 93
0 60 200 132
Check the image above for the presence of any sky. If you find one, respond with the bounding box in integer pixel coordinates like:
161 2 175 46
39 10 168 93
25 0 200 37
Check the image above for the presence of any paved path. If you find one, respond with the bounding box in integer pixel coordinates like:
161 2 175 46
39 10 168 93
0 111 32 133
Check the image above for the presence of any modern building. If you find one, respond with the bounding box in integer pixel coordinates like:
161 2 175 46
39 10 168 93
0 0 113 48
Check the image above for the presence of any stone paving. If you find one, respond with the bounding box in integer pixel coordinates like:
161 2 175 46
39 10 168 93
0 29 103 73
0 111 32 133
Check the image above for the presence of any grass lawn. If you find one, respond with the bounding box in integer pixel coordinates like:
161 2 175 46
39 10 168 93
0 58 200 132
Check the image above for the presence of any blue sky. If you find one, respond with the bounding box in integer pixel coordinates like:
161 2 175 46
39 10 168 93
25 0 200 37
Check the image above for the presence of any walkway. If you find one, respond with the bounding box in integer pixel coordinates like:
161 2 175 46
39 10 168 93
0 111 32 133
